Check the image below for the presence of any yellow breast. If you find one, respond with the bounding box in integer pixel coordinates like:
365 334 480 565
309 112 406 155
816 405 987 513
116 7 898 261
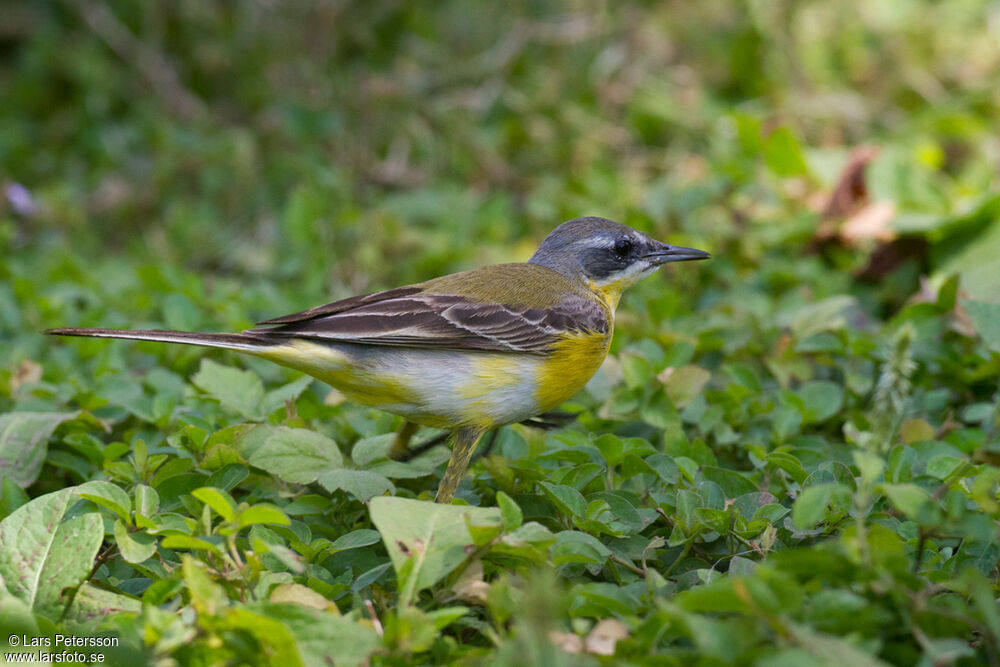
535 330 612 412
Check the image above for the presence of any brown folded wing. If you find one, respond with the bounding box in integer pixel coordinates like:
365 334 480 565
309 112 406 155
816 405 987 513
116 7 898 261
251 288 608 354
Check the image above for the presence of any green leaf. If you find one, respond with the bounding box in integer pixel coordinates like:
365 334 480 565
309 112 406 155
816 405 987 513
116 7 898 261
880 483 941 525
239 426 343 484
191 358 266 419
764 126 810 177
797 381 844 424
369 496 502 607
0 411 80 487
239 504 291 528
318 469 394 502
0 478 29 521
62 583 141 632
792 483 849 529
0 588 38 637
259 376 314 417
246 602 380 667
550 530 612 567
0 488 103 621
328 528 381 554
161 535 224 555
662 365 711 408
215 608 303 665
965 299 1000 351
192 487 238 522
114 519 157 563
496 491 523 530
77 480 133 525
134 484 159 518
427 605 470 630
539 481 587 518
134 484 159 529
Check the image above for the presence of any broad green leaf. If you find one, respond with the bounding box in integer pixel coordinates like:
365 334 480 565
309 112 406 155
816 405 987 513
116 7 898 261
161 535 224 555
239 504 291 528
114 519 158 564
215 607 304 666
192 487 238 522
134 484 159 529
496 491 523 530
798 381 844 424
0 478 30 520
550 530 612 567
427 605 470 630
328 528 381 554
240 426 343 484
61 583 141 632
0 488 103 621
0 588 38 637
78 480 133 525
370 496 502 606
784 296 857 339
246 603 380 667
678 579 745 613
191 358 266 419
965 300 1000 351
880 483 941 525
183 555 228 614
792 483 849 529
539 481 587 518
764 126 810 177
318 469 394 502
0 411 80 487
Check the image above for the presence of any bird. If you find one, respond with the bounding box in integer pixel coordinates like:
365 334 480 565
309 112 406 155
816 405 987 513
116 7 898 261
46 217 709 503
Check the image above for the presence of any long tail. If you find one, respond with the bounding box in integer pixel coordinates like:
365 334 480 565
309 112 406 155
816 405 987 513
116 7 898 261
44 328 276 353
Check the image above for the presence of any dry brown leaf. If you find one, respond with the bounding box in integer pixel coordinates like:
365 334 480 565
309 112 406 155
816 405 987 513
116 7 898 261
269 583 338 613
323 387 346 406
10 359 42 393
549 631 584 654
584 618 629 656
451 559 490 605
823 145 880 220
840 200 897 244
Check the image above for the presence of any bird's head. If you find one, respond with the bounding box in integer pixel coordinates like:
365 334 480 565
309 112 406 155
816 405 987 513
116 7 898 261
529 217 710 306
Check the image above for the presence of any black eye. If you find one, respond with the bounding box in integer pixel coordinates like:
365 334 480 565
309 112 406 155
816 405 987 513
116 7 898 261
613 237 633 257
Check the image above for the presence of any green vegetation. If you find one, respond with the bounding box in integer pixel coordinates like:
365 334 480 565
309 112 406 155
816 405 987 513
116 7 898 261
3 2 1000 664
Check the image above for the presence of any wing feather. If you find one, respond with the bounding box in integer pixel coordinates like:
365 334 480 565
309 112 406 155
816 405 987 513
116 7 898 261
252 290 608 354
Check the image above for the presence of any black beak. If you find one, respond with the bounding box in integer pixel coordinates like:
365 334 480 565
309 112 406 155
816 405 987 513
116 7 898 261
643 243 711 265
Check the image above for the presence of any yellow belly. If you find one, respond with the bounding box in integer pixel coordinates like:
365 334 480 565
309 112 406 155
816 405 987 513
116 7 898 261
253 333 611 431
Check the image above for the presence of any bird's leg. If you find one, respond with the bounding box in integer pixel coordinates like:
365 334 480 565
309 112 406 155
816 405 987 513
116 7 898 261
390 431 449 462
388 421 419 461
435 428 485 503
520 410 576 430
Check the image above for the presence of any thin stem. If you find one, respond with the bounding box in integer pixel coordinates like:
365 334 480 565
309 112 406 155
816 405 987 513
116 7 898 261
663 542 691 578
610 553 646 577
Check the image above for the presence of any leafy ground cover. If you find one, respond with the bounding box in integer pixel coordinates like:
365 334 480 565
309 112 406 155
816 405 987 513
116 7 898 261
2 2 1000 665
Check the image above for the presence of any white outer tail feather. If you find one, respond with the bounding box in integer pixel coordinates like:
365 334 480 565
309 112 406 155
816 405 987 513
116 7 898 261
43 328 273 353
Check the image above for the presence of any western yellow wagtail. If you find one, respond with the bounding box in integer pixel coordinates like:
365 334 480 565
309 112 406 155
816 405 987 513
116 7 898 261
47 217 709 503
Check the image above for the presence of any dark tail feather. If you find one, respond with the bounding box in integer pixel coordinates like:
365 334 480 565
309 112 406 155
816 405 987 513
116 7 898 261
44 328 276 352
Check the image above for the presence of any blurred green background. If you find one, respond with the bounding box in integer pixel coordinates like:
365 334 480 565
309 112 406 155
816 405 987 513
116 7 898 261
3 2 1000 663
3 1 998 330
